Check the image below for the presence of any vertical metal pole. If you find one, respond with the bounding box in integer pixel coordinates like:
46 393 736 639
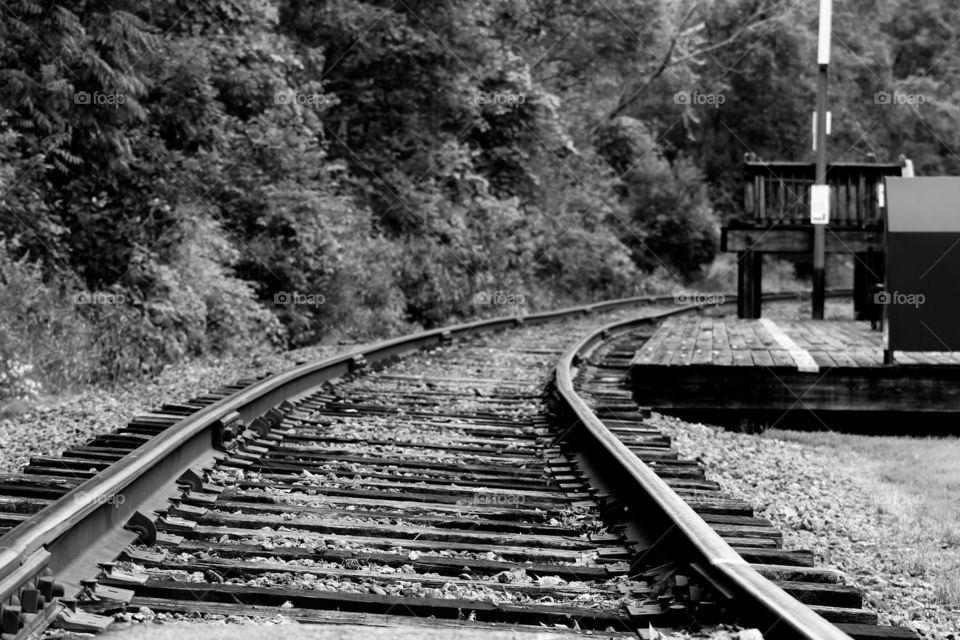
812 0 831 320
812 68 828 319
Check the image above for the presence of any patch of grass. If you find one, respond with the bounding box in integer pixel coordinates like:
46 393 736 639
764 430 960 608
935 574 960 606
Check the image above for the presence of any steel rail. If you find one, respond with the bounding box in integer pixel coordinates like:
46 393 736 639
552 307 854 640
0 287 848 636
0 291 697 601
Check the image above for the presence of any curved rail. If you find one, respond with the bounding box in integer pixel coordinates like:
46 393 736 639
551 310 853 639
0 291 706 601
0 287 846 637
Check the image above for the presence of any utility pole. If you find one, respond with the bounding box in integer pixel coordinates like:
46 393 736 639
811 0 832 319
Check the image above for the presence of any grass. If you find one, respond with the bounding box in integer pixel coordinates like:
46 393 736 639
766 429 960 608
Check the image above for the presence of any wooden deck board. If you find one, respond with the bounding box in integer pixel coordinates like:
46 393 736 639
752 350 775 368
630 314 960 370
829 350 859 368
809 350 837 368
769 349 795 367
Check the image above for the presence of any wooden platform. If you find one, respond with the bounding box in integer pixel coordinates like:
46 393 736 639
633 316 960 370
629 315 960 430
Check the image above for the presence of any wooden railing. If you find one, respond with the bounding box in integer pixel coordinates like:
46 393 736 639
742 161 906 227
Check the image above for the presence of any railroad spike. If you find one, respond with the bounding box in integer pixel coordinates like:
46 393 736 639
176 468 205 491
265 407 286 427
124 511 158 545
248 416 271 438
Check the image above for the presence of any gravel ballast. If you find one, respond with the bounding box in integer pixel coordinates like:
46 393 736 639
0 342 369 475
653 414 959 639
10 301 957 638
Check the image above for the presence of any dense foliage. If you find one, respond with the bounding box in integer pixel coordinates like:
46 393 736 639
1 0 958 398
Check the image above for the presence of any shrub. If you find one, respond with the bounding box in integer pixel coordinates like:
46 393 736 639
0 240 96 400
113 210 284 376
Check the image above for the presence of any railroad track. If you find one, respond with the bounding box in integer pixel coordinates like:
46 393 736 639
558 313 918 640
0 292 913 639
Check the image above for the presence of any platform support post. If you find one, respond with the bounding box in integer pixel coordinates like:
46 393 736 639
737 250 762 319
750 251 762 318
737 251 748 319
853 254 865 319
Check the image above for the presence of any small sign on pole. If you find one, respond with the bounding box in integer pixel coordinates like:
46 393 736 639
810 184 829 224
811 111 832 151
